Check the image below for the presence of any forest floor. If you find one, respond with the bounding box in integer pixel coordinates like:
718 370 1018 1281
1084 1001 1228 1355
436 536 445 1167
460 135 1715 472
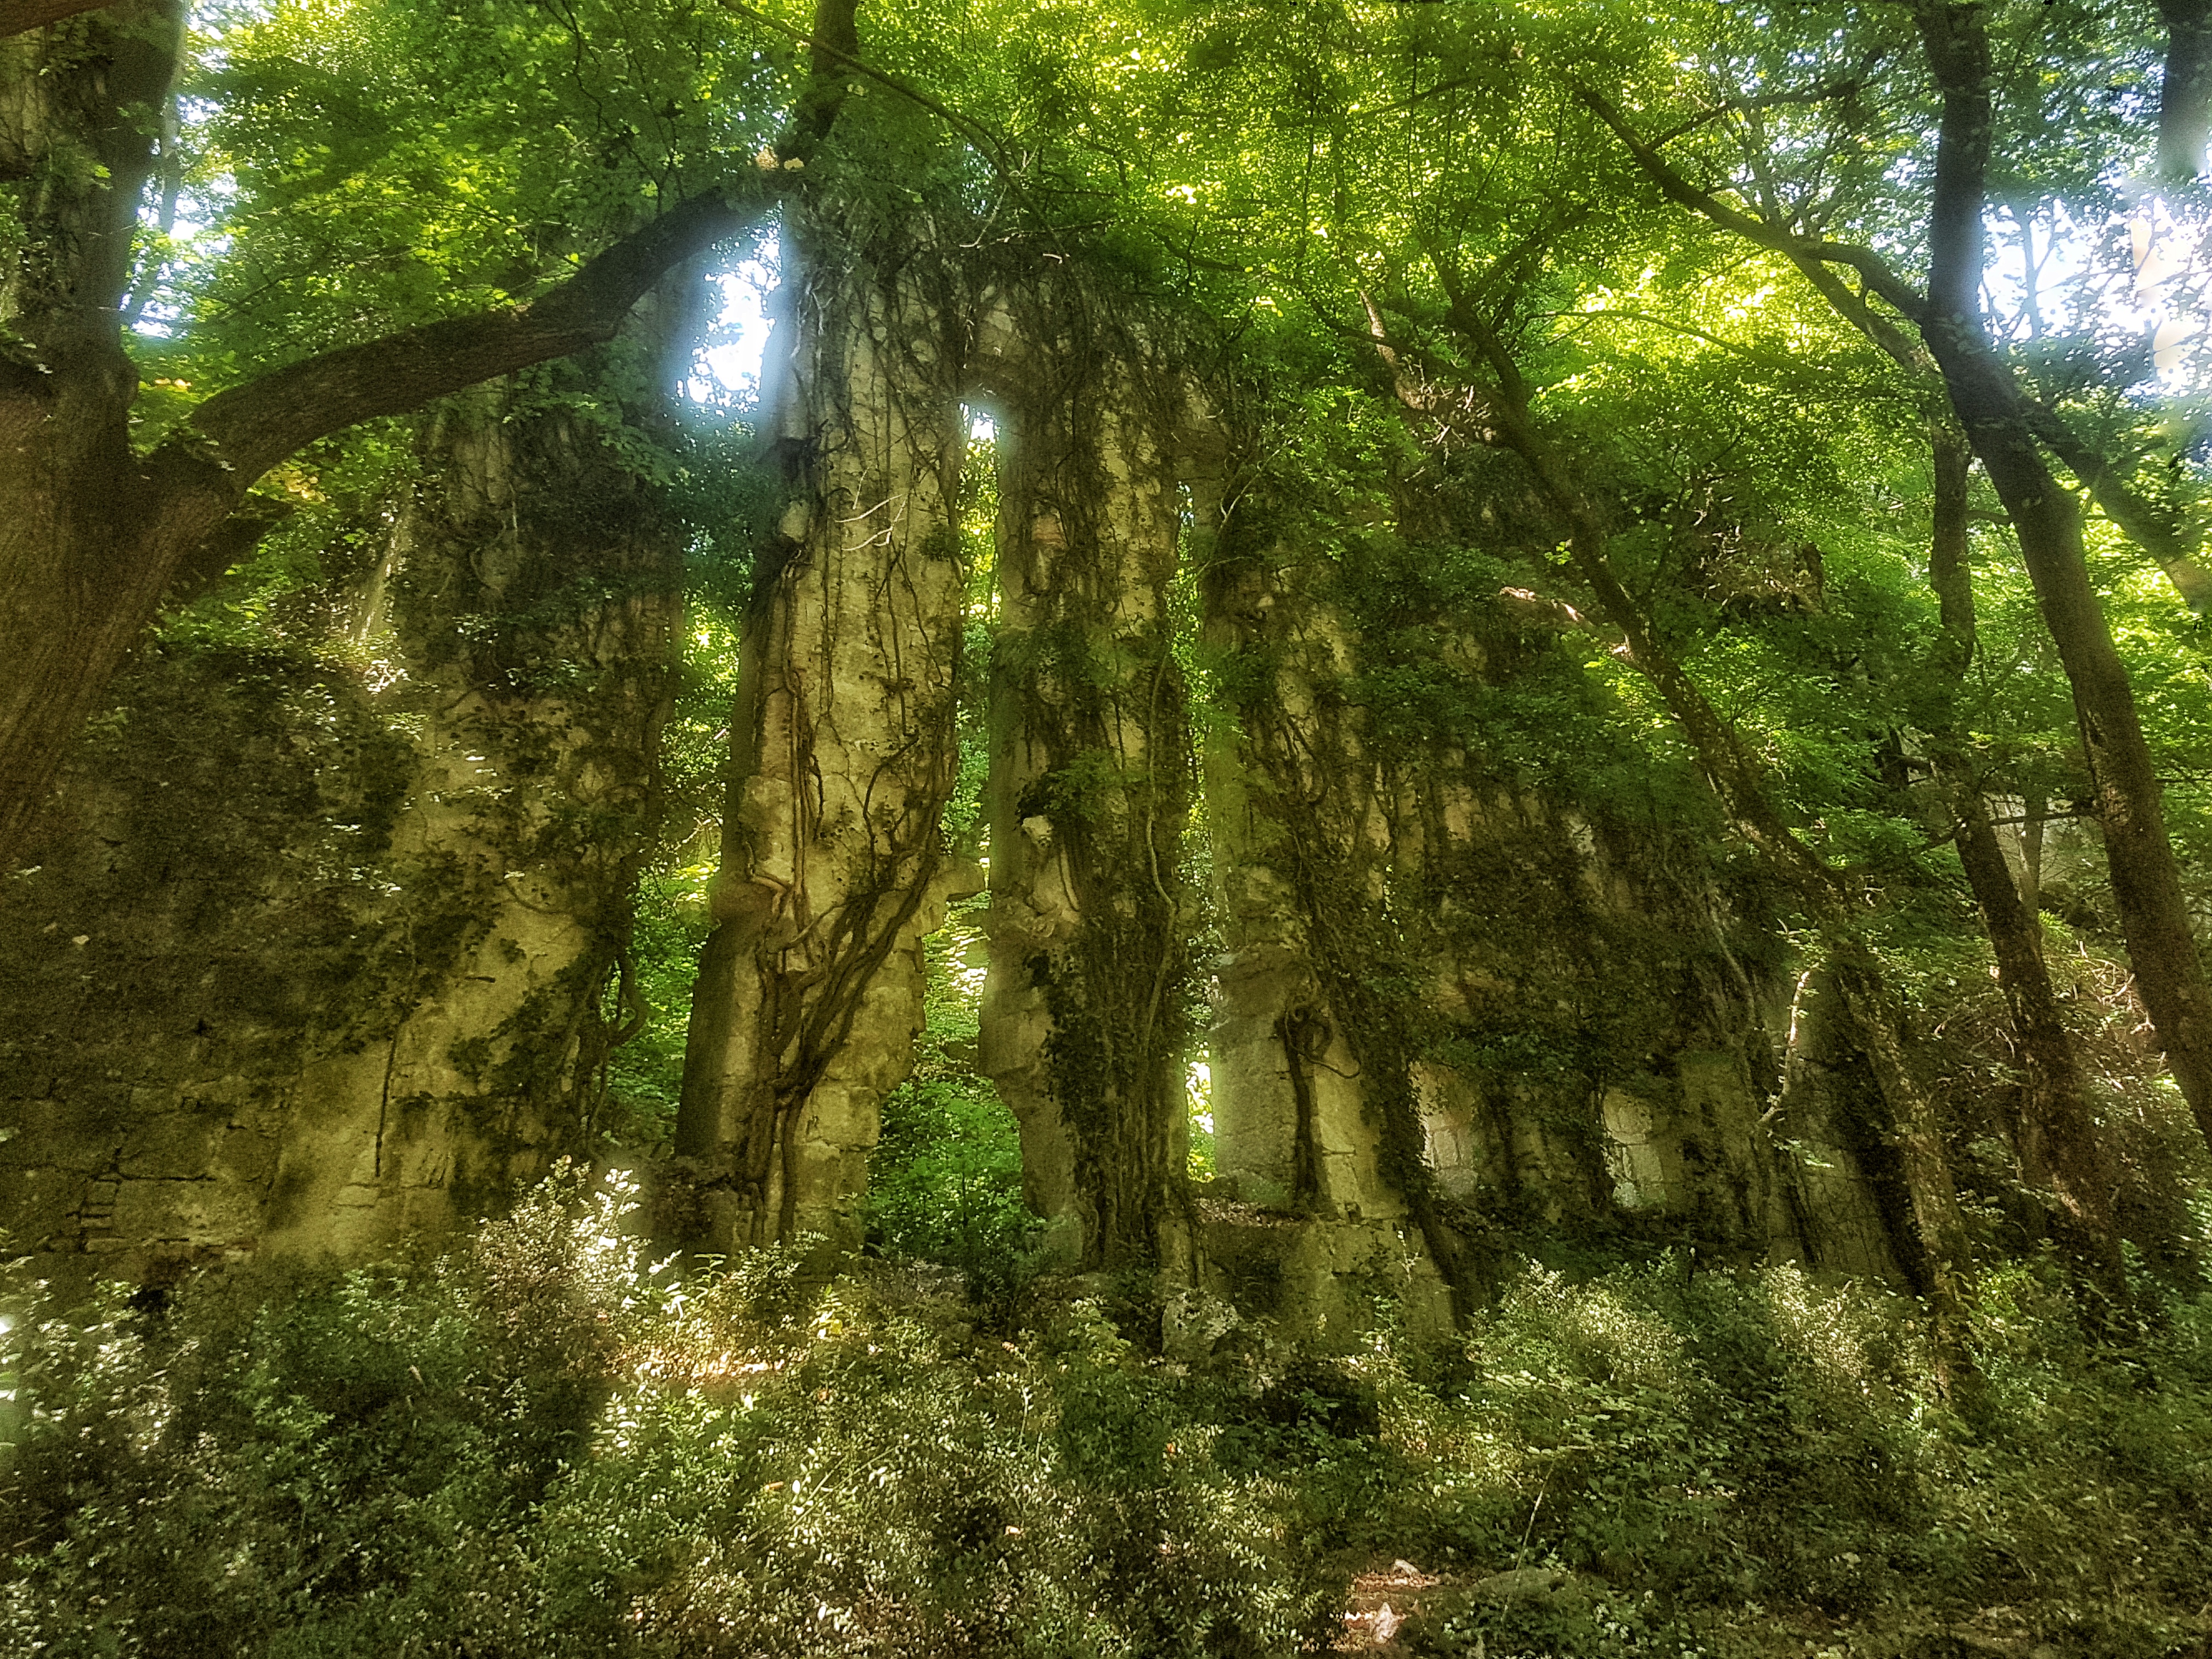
4 1173 2211 1657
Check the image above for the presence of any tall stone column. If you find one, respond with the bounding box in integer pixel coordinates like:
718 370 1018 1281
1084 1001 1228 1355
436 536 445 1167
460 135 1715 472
1198 526 1461 1337
676 244 968 1262
973 292 1206 1274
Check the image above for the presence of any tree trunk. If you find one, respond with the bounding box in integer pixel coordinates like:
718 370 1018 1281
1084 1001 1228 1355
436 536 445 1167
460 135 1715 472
0 1 196 868
1912 0 2212 1154
2160 0 2212 181
1922 421 2125 1295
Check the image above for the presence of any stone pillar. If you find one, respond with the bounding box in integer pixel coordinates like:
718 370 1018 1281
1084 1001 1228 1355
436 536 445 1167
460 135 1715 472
972 290 1205 1274
1198 530 1459 1340
261 389 684 1260
676 245 968 1263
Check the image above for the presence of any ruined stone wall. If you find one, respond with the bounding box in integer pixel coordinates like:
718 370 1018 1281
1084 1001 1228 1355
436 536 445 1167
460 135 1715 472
969 280 1214 1276
1197 511 1905 1321
1196 533 1459 1340
674 229 970 1263
662 243 1901 1314
0 378 681 1288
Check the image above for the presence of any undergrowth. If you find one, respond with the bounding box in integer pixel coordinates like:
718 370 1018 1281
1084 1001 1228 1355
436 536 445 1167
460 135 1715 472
3 1169 2209 1658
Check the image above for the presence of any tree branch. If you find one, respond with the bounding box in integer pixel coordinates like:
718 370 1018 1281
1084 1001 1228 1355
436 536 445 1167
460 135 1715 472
715 0 1019 185
1572 82 1928 324
1588 73 2212 614
161 0 865 492
176 179 778 483
0 0 109 36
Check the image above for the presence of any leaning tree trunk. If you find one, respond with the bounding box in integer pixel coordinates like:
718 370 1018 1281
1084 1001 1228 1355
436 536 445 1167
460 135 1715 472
1920 420 2125 1296
1913 0 2212 1155
676 234 968 1263
972 283 1209 1275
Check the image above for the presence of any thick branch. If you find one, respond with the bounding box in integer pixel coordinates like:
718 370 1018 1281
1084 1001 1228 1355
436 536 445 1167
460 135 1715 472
176 180 776 484
2020 407 2212 612
0 0 107 36
163 0 866 490
1572 83 1928 323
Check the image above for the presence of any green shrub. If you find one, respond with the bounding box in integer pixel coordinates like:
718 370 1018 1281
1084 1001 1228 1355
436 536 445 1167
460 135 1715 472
0 1171 1328 1658
7 1191 2212 1659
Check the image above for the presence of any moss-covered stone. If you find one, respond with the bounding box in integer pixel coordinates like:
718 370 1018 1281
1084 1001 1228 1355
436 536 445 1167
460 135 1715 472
0 375 680 1286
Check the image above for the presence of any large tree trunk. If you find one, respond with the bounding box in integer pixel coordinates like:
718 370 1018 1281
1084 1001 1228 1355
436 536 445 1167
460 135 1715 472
675 235 968 1263
0 1 196 868
1912 0 2212 1155
1921 422 2125 1295
972 282 1207 1275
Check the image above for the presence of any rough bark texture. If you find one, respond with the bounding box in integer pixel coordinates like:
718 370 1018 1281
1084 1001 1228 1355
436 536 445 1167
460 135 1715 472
970 278 1214 1277
1 1 195 870
0 381 681 1288
674 229 969 1265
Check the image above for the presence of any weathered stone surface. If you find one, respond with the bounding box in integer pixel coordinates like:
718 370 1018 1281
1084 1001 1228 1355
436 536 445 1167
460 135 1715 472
0 375 681 1285
675 236 969 1262
1767 966 1911 1281
971 278 1218 1274
1195 500 1902 1308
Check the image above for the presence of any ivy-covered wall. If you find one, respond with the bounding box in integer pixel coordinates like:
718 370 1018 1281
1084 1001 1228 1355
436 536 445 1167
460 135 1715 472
1195 480 1904 1336
0 377 680 1287
973 273 1219 1276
